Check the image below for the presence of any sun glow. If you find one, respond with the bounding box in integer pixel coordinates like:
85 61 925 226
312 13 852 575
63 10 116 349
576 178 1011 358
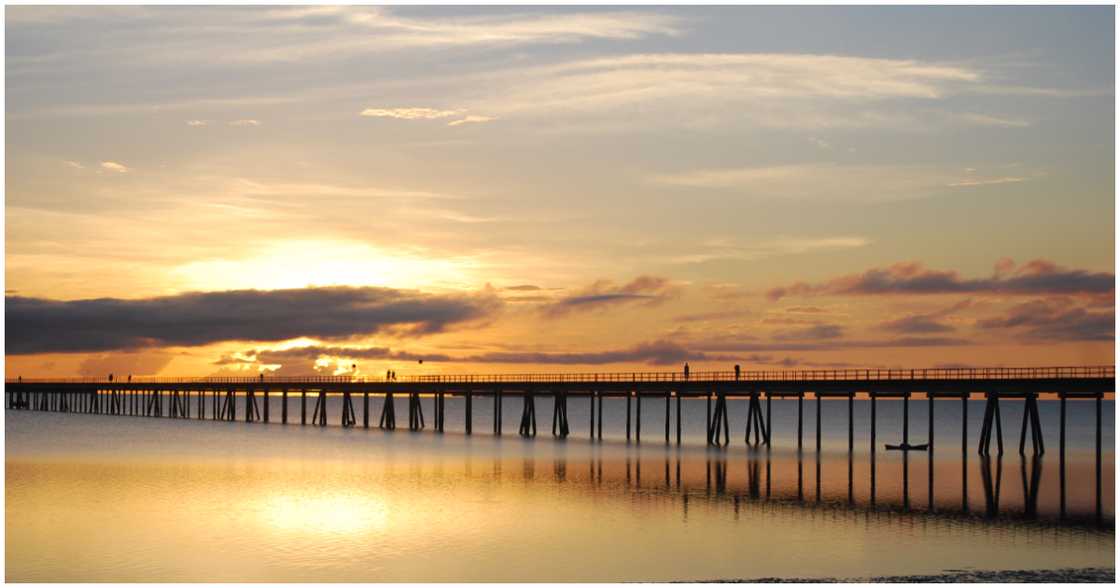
259 490 391 537
171 239 481 292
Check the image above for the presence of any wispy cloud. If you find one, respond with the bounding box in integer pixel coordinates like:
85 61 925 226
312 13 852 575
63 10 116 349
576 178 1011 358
448 115 496 126
879 299 972 334
668 235 870 264
185 119 209 127
99 161 129 173
463 339 734 366
9 7 685 70
361 107 462 120
951 112 1031 128
766 259 1114 301
541 275 679 318
227 119 260 126
772 323 845 341
977 297 1113 342
649 163 1038 203
431 53 1062 133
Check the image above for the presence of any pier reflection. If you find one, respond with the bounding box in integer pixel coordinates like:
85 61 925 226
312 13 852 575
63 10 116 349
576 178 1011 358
539 445 1111 530
6 409 1114 582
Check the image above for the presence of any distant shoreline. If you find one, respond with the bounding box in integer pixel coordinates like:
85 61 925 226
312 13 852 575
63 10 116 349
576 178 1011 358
701 567 1115 583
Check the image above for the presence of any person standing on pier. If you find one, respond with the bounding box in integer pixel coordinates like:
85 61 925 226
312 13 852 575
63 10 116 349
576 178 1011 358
735 365 741 381
684 363 690 380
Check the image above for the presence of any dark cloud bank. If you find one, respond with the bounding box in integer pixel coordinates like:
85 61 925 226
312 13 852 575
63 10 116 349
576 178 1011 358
767 259 1113 301
6 286 500 354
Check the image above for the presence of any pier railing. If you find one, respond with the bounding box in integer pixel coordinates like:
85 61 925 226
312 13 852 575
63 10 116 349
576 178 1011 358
6 365 1114 385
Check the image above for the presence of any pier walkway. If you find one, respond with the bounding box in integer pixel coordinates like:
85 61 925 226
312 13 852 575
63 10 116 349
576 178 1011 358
5 366 1112 458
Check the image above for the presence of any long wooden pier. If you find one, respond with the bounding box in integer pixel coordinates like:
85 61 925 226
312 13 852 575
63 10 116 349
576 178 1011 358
5 366 1113 456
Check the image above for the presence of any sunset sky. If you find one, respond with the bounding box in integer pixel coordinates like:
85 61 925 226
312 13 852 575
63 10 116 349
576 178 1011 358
4 5 1115 378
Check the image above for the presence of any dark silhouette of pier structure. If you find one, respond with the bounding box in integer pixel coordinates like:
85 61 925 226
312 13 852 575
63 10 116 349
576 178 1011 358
7 366 1113 524
7 366 1111 452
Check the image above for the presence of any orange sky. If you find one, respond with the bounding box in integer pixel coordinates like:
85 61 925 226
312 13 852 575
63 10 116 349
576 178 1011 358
4 6 1115 378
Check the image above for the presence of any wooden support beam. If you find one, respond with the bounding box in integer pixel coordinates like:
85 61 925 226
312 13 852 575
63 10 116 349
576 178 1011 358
341 391 356 428
590 390 596 440
626 391 632 441
1096 393 1102 521
848 392 854 453
465 390 473 435
797 393 804 451
663 389 670 444
518 394 537 437
636 392 642 443
599 391 605 441
816 393 822 453
1059 393 1066 518
674 389 680 445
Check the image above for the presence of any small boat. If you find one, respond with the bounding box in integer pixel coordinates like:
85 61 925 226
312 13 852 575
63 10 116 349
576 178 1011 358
885 442 929 451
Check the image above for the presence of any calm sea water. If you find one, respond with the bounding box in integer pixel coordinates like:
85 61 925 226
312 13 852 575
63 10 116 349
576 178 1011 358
6 396 1115 581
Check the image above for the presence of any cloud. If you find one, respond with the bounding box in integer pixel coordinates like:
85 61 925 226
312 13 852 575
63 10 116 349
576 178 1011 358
361 107 463 120
7 7 685 72
649 163 1036 203
359 108 495 126
977 297 1113 342
217 339 732 369
946 176 1026 187
227 119 261 126
63 160 84 170
766 259 1113 301
185 119 209 126
879 299 972 334
5 286 501 354
430 52 1064 133
772 323 845 341
951 112 1031 128
78 351 175 377
463 339 736 366
673 309 752 323
695 336 970 353
785 306 829 314
448 115 496 126
215 344 452 368
668 235 870 265
541 275 678 318
504 284 542 291
99 161 129 173
880 315 955 334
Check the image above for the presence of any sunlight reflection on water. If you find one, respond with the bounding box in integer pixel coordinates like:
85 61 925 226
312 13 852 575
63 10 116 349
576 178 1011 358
5 406 1115 582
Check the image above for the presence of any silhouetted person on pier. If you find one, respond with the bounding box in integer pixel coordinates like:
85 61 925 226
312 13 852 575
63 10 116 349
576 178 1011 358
259 373 264 382
128 374 132 383
108 373 113 383
684 363 690 380
735 365 740 381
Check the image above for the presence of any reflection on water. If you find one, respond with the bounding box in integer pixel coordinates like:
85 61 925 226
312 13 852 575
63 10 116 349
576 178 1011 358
5 406 1115 582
